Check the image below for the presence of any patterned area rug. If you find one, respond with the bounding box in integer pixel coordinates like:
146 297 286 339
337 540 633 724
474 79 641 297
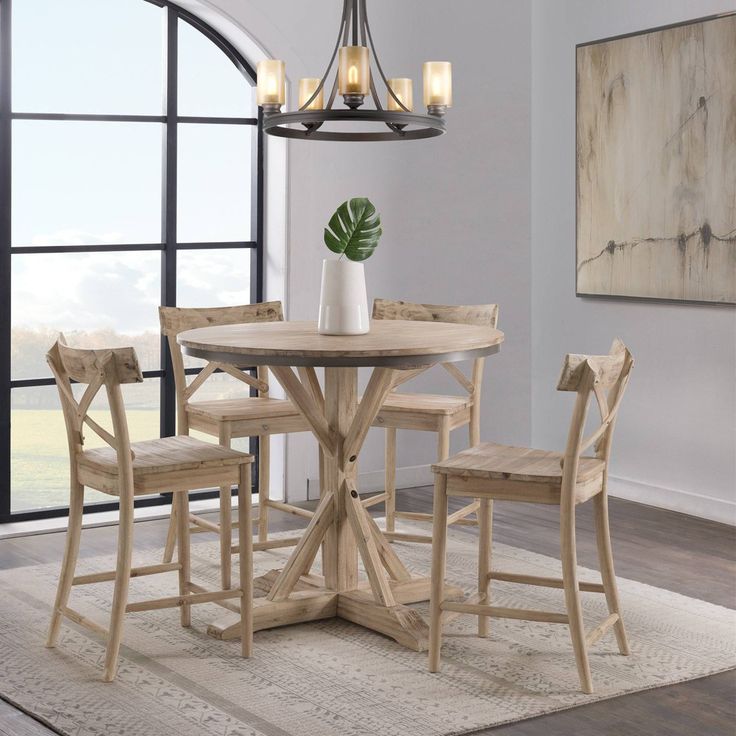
0 524 734 736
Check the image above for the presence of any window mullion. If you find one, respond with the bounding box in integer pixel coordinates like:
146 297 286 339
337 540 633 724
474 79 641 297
160 5 178 440
0 0 13 520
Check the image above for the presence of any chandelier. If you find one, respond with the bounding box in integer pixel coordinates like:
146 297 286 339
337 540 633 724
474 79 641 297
255 0 451 142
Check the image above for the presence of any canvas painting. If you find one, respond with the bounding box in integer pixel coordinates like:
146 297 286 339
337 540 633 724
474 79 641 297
576 13 736 304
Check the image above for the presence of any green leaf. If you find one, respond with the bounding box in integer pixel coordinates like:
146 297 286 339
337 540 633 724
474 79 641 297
323 197 382 261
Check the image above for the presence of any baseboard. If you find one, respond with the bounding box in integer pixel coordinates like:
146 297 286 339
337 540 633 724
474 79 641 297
308 465 735 526
307 464 433 500
608 476 735 526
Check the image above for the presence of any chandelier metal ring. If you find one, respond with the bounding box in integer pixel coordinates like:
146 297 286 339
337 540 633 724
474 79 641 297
262 110 446 142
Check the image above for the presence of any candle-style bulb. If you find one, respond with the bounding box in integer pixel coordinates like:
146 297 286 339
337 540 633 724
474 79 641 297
257 59 286 113
338 46 370 108
387 78 413 112
299 78 324 111
423 61 452 116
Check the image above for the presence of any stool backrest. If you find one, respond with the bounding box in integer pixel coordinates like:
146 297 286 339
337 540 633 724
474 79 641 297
46 337 142 486
372 298 499 400
159 302 284 433
557 338 634 499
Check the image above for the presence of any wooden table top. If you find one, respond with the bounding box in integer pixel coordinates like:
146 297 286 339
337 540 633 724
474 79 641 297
178 319 504 367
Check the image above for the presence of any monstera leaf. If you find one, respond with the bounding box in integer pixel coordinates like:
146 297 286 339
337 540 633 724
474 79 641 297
323 197 382 262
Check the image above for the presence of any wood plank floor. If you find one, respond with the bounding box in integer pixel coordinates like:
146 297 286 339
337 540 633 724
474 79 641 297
1 489 734 735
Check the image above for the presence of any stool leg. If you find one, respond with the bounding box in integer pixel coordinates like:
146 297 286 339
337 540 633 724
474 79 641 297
561 502 593 694
385 428 397 533
177 492 192 628
437 416 450 462
103 488 134 682
219 425 232 590
429 474 449 672
162 503 177 563
258 434 270 543
435 416 451 545
593 491 630 655
218 486 232 589
477 498 493 637
47 480 84 648
238 464 253 657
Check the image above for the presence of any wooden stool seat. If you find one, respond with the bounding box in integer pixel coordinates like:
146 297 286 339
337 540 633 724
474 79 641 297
434 443 606 484
186 397 304 422
78 436 250 494
378 392 471 416
429 339 634 695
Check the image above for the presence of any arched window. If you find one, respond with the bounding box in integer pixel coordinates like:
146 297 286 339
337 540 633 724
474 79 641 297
0 0 263 521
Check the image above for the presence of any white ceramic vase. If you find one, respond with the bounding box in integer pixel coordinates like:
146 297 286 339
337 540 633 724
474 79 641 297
317 258 370 335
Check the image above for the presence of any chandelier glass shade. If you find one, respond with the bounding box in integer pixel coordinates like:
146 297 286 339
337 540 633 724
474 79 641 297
256 0 451 142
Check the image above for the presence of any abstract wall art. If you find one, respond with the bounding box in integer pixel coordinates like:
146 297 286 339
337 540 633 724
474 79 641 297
576 13 736 304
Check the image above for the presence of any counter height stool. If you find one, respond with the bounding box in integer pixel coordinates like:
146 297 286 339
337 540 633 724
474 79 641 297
160 302 314 590
428 339 633 694
45 340 253 682
369 299 499 543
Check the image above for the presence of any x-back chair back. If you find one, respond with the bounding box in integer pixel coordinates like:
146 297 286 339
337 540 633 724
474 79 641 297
47 338 143 477
159 301 284 433
557 338 634 504
372 298 499 425
370 298 499 542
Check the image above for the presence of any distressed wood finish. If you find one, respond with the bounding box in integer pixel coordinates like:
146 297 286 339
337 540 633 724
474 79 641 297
183 320 498 647
429 339 634 694
159 303 314 588
45 340 253 681
371 299 500 543
372 299 499 327
177 319 503 367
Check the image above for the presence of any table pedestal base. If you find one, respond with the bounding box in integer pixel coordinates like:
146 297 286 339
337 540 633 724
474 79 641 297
206 571 463 651
204 365 465 652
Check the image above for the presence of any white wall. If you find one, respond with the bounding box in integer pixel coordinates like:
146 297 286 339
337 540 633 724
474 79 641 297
188 0 734 524
531 0 736 524
194 0 533 500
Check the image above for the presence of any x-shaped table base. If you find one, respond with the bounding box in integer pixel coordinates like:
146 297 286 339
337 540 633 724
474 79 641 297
206 365 462 649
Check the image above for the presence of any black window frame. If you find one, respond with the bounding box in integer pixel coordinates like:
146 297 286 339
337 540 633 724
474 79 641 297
0 0 265 523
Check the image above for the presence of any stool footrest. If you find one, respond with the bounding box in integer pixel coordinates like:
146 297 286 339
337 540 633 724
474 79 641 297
188 582 241 614
125 588 242 613
383 531 433 544
60 606 109 638
441 600 569 624
585 613 619 646
233 536 302 553
362 492 388 508
447 502 479 526
395 511 433 522
191 520 254 534
267 499 315 520
489 571 605 593
189 515 221 534
73 562 181 586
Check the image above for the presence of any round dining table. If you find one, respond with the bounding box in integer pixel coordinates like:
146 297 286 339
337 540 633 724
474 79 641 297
178 319 504 650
